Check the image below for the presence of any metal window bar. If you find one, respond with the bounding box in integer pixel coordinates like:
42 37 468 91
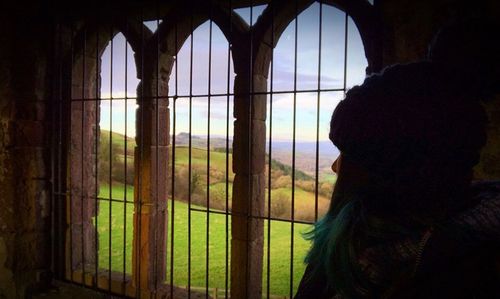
137 7 145 297
206 3 213 297
154 3 161 296
66 86 346 102
169 10 179 298
52 1 364 298
108 22 114 294
81 25 87 283
188 5 194 299
94 17 100 291
69 21 76 285
225 2 233 299
265 1 275 298
248 4 254 299
123 16 129 294
315 2 324 224
290 0 299 296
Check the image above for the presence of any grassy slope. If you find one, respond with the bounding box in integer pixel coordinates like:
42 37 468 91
270 187 330 221
97 184 312 297
173 146 234 179
97 130 330 295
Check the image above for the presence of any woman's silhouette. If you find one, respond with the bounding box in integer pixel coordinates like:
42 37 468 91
295 19 500 299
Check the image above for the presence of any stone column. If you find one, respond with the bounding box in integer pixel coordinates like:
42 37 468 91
231 69 267 298
132 64 169 291
68 56 99 276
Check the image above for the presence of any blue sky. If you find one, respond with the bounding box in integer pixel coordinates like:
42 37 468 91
99 2 367 142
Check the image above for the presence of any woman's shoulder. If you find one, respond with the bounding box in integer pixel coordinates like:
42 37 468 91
408 181 500 298
470 180 500 201
451 180 500 240
416 180 500 273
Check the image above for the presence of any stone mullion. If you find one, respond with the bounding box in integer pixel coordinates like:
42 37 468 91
66 46 103 278
132 67 169 291
68 98 98 274
231 63 267 298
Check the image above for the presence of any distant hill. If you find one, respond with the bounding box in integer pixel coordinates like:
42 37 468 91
100 130 135 156
269 140 339 157
99 129 334 221
266 140 339 181
172 133 339 156
101 130 337 181
173 132 229 149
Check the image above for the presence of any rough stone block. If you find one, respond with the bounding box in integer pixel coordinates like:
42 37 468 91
135 105 169 147
16 178 50 230
7 120 46 147
150 145 170 203
69 221 97 270
69 196 97 225
231 173 265 243
230 236 264 299
8 147 48 180
232 119 266 175
233 74 268 121
0 236 15 299
15 232 50 271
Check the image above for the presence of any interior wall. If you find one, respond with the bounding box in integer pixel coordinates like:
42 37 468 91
0 16 53 298
379 0 500 179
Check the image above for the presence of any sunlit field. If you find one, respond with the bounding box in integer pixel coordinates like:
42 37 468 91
97 184 312 297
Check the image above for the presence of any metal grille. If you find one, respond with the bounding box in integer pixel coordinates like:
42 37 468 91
51 1 374 298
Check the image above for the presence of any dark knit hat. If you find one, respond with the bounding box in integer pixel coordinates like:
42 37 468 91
329 62 487 218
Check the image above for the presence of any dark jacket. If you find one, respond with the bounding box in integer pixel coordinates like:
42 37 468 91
295 181 500 299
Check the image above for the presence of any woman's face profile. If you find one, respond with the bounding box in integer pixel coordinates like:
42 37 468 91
331 154 341 174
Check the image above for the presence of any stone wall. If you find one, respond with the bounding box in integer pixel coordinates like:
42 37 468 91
0 15 52 298
379 0 500 179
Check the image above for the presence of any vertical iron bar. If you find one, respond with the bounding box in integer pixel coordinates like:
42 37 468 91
170 95 177 297
224 1 232 297
123 15 129 296
56 21 64 280
50 21 56 278
80 26 87 284
246 3 254 298
314 2 323 222
108 23 114 294
154 3 161 297
68 21 75 284
170 13 179 299
188 5 194 298
94 17 100 290
290 0 298 297
266 2 276 298
206 3 213 298
343 13 348 93
50 20 60 279
136 7 146 298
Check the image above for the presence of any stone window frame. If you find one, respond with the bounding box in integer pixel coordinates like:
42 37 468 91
58 0 381 297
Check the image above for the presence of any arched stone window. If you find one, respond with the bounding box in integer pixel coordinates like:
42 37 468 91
261 2 368 296
64 19 154 293
57 1 381 297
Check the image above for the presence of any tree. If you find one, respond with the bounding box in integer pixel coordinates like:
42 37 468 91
98 133 120 184
271 191 291 219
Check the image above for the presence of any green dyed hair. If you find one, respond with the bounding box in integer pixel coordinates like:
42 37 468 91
303 190 370 298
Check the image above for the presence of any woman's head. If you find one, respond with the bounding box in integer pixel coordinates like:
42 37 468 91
329 61 487 221
304 18 497 299
306 60 489 299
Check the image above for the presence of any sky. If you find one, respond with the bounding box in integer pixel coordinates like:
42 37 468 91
99 2 368 142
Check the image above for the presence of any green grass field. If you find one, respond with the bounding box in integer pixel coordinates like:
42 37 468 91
97 184 313 297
